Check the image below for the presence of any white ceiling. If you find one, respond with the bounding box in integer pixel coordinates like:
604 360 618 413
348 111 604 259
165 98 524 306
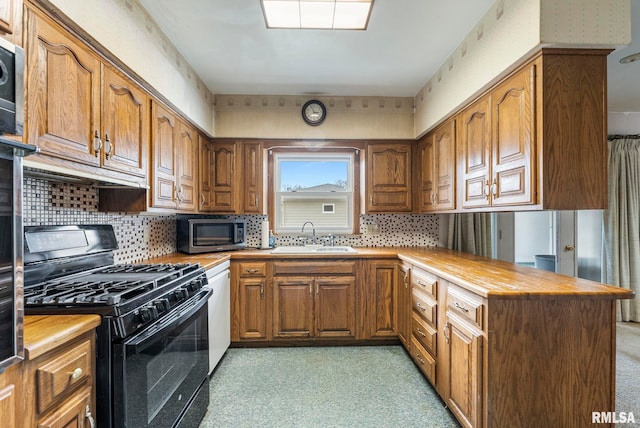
139 0 640 110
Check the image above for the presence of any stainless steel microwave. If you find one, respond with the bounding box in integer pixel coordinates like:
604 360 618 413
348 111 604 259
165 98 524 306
177 219 246 254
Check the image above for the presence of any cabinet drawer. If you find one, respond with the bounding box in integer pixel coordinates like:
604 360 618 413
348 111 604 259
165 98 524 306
412 269 437 299
412 289 437 326
410 336 436 385
36 339 92 413
273 261 356 276
238 262 267 277
412 312 436 356
447 286 484 329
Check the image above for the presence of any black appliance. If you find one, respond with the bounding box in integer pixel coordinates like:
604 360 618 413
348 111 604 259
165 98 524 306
0 39 24 136
23 225 211 428
0 137 35 373
177 218 246 254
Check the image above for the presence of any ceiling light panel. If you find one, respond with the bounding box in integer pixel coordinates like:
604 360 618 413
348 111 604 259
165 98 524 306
262 0 373 30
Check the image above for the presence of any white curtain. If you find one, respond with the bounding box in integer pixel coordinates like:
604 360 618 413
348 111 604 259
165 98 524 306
447 213 492 257
604 137 640 322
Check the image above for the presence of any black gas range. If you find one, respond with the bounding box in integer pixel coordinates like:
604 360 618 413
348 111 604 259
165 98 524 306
23 225 211 428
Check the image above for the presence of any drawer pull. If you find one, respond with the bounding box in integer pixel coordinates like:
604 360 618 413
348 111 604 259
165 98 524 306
454 301 469 312
417 280 427 288
70 367 83 380
415 354 425 365
416 328 426 338
416 303 426 312
246 268 259 274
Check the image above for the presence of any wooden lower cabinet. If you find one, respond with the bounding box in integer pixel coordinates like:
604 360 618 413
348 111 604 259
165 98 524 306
232 261 270 341
0 315 100 428
364 260 398 338
273 275 356 339
445 312 483 428
397 263 411 347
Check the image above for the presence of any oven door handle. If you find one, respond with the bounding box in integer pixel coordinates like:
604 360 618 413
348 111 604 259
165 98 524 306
123 288 211 353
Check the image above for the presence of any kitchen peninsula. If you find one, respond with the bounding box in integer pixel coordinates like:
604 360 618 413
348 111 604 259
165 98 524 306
149 246 634 428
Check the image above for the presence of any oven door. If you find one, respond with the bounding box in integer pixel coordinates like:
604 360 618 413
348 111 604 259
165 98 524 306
113 288 211 428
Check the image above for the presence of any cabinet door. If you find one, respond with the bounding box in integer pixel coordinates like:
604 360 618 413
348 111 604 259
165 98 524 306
460 96 491 209
26 10 101 166
418 135 436 212
199 137 214 212
368 261 398 338
397 264 411 347
36 386 93 428
176 121 197 211
446 314 483 428
238 278 268 340
273 277 313 338
434 119 456 210
150 101 177 208
315 276 356 338
0 0 13 35
101 67 148 179
242 142 263 213
367 143 412 212
491 64 535 207
210 142 237 212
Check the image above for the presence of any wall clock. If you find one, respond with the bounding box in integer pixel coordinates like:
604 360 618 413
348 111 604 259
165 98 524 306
302 99 327 126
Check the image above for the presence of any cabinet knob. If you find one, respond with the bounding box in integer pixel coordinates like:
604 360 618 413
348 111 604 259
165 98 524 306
104 133 112 159
93 130 102 157
70 367 83 380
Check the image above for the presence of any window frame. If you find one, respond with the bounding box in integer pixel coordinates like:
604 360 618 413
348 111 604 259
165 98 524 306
267 146 362 235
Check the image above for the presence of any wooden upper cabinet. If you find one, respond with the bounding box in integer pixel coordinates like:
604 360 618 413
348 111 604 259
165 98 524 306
491 63 535 207
242 142 263 214
460 95 492 209
205 141 237 213
0 0 14 36
176 120 197 211
101 67 148 179
26 9 101 167
419 119 456 212
199 136 214 212
367 142 412 212
150 101 178 209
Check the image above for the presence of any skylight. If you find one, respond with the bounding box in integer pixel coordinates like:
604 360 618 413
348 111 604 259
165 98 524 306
261 0 374 30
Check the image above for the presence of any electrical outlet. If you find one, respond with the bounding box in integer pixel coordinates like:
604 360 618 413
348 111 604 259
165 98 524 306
143 228 151 242
365 224 380 235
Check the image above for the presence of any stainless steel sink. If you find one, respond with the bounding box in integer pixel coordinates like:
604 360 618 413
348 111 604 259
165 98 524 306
270 245 357 254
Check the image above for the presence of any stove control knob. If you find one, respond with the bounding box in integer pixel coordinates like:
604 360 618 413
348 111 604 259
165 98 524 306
139 305 159 323
188 279 203 292
154 298 170 313
174 288 189 301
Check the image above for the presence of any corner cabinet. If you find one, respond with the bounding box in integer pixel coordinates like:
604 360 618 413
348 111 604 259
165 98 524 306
366 142 413 212
458 48 609 211
150 100 197 211
25 6 149 186
418 118 456 212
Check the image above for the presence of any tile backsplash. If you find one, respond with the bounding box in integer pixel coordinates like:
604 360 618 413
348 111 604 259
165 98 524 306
23 178 439 263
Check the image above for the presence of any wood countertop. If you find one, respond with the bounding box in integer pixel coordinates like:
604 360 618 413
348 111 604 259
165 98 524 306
24 314 101 360
144 247 634 301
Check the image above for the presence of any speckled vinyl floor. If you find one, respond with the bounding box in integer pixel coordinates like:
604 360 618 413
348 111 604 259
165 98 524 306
198 346 459 428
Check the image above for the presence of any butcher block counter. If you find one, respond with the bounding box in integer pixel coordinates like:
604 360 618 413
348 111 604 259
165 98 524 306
148 246 633 428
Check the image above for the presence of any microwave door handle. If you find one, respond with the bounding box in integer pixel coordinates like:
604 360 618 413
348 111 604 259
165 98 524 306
123 289 210 353
234 223 241 244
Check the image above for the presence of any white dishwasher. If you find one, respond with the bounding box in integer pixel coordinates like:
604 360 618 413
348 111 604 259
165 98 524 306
205 260 231 375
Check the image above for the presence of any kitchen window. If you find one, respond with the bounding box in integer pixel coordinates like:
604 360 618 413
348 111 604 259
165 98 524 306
272 151 357 234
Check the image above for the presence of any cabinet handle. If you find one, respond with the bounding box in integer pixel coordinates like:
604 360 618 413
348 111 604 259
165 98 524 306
70 367 83 380
491 178 497 196
93 130 102 157
369 195 373 206
444 321 450 343
483 179 490 199
255 195 259 206
416 328 426 338
454 301 470 313
309 283 313 298
85 405 96 428
260 282 264 299
416 302 426 312
246 268 259 274
417 280 427 288
415 354 425 365
104 132 112 159
403 272 409 288
200 193 205 205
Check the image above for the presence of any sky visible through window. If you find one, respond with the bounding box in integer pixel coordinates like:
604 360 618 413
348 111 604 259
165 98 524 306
280 160 348 190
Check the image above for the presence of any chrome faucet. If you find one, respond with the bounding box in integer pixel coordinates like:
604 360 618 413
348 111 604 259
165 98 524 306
301 221 317 245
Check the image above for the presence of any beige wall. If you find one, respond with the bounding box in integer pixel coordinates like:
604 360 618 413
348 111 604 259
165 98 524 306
414 0 631 137
49 0 215 134
214 95 414 139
